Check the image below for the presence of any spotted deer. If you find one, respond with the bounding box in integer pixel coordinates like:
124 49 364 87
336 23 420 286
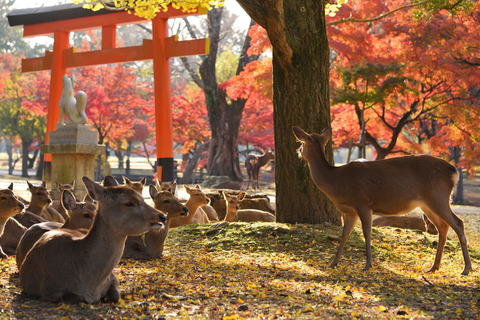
222 191 275 222
123 183 188 259
19 177 167 303
293 126 471 275
16 189 97 269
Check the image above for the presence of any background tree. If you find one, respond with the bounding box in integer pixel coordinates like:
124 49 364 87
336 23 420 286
72 0 478 224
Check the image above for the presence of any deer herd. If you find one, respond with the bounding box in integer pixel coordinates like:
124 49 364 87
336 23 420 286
0 126 473 303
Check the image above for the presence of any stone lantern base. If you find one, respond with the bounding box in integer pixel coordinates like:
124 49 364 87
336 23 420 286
41 123 105 200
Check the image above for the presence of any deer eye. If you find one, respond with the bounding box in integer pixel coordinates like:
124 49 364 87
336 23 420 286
123 202 135 207
0 196 7 200
163 200 170 203
83 214 92 219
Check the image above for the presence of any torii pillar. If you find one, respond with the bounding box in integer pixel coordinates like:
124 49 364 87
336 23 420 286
7 4 209 184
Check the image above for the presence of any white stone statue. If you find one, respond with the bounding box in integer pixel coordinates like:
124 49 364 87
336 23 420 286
58 74 88 126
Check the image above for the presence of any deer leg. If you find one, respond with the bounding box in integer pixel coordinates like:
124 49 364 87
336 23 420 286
330 213 358 268
357 209 374 271
423 203 472 275
421 206 449 273
105 273 120 303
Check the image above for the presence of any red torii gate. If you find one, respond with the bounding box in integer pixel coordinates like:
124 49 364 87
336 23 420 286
7 3 209 182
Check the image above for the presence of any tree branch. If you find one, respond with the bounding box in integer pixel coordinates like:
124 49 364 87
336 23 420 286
327 0 431 26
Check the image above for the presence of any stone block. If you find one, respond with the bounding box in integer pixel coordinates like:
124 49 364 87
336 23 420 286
49 123 98 145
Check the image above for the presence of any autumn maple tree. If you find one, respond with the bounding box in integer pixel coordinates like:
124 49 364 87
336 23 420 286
76 0 475 224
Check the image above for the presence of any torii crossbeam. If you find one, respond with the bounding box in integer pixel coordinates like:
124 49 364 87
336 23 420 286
7 3 209 182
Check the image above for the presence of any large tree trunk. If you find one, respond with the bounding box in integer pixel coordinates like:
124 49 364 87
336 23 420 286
237 0 340 224
184 9 258 182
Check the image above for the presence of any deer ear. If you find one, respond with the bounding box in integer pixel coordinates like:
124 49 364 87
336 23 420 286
123 176 131 185
168 182 177 195
27 181 33 190
83 193 94 204
71 180 75 188
140 177 146 185
61 189 77 212
55 181 61 189
102 175 119 187
83 177 105 202
322 127 332 140
149 184 158 199
8 183 13 191
41 181 47 188
292 126 311 143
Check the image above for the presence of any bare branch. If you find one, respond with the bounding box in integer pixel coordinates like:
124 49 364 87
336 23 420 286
180 57 211 92
327 0 431 26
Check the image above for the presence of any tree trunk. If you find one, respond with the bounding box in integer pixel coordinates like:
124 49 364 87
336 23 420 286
237 0 340 224
184 9 258 182
21 140 30 178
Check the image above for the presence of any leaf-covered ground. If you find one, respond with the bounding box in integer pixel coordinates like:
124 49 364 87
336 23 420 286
0 205 479 319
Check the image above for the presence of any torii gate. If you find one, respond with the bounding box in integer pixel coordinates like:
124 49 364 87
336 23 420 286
7 3 209 182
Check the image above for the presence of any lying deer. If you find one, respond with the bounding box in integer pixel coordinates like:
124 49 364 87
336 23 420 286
124 176 146 195
245 149 274 190
19 176 167 303
0 186 26 258
373 214 438 235
222 191 275 222
293 126 471 275
26 181 65 223
170 185 210 227
123 183 188 259
158 180 218 221
16 189 97 269
52 180 75 221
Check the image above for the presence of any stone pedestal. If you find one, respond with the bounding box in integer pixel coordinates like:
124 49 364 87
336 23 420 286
42 123 105 200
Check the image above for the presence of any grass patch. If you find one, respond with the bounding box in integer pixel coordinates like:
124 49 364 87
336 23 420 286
2 214 479 319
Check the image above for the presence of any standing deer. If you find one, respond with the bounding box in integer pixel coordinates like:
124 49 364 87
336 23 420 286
222 191 275 222
0 186 25 258
292 126 471 275
16 189 97 269
169 185 210 228
19 176 167 303
26 181 65 223
245 149 275 190
123 183 188 259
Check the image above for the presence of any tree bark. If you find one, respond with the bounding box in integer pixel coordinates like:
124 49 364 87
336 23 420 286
183 9 258 182
237 0 340 224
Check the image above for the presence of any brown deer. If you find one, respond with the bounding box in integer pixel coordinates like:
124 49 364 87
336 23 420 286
124 176 146 195
157 180 218 221
16 189 97 269
169 185 210 228
19 176 167 303
123 183 188 259
293 126 471 275
245 149 274 190
222 191 275 222
26 181 65 223
0 186 26 258
52 180 75 221
373 214 438 235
